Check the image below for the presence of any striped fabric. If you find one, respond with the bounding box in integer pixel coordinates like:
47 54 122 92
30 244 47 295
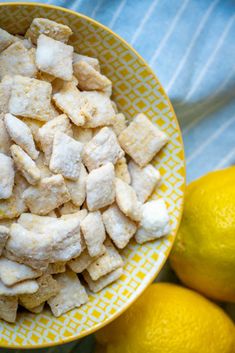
0 0 234 351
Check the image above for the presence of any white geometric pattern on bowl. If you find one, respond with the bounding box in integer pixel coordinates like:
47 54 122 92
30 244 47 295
0 3 185 348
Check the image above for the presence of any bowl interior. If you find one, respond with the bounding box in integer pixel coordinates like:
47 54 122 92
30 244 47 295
0 3 185 348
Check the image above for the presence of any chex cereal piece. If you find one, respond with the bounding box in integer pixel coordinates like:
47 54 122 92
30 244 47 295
38 114 73 164
0 257 41 286
49 132 83 180
60 201 80 215
128 160 161 202
0 42 37 79
50 217 82 262
83 267 123 293
5 223 53 270
27 302 44 314
0 113 11 155
118 114 169 167
6 216 81 269
9 75 53 121
47 270 88 317
23 174 70 215
67 248 96 273
10 145 41 185
115 178 142 222
73 52 100 71
83 127 124 171
87 240 123 280
65 163 87 207
73 60 111 91
86 163 115 211
81 211 106 257
5 113 39 160
115 157 131 184
82 91 115 128
0 173 28 219
0 76 13 114
18 213 82 262
53 82 95 126
111 113 127 136
135 199 171 244
0 295 18 322
35 153 53 177
72 126 93 143
5 114 39 159
21 118 44 147
45 262 66 275
0 278 39 296
26 18 73 44
102 204 137 249
36 34 73 81
19 274 59 309
0 152 15 199
0 28 16 52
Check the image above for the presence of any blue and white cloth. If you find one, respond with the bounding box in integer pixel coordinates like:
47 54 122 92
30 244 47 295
0 0 234 351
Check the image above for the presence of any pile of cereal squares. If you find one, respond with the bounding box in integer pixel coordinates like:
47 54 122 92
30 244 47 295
0 18 170 322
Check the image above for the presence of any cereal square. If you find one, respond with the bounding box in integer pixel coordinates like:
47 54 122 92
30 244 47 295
82 91 115 128
73 60 111 91
47 270 88 317
115 178 142 221
49 132 83 180
0 42 37 79
36 34 73 81
118 114 169 167
9 75 53 121
38 114 73 164
83 267 123 293
135 199 171 244
65 163 87 206
87 240 123 280
86 163 115 211
10 145 41 185
19 274 59 309
23 174 70 215
115 157 131 184
128 160 161 202
102 204 137 249
5 113 39 160
83 127 124 171
53 82 95 126
0 257 41 286
81 211 106 257
26 18 73 44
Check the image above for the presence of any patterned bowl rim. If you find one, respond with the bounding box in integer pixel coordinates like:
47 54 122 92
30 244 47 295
0 2 186 348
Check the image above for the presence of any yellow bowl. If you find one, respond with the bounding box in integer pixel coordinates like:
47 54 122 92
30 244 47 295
0 2 185 348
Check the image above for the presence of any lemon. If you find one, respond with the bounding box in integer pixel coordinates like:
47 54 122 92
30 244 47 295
170 167 235 302
96 283 235 353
